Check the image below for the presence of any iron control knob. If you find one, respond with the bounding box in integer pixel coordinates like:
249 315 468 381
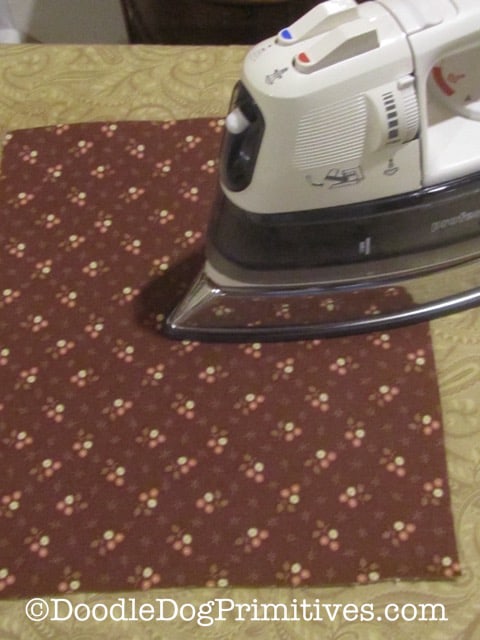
367 76 420 151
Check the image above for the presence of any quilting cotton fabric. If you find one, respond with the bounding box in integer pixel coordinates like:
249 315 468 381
0 119 459 597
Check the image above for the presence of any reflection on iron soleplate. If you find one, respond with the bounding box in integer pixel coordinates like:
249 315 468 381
165 256 480 342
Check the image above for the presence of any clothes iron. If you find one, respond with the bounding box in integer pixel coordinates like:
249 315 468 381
165 0 480 342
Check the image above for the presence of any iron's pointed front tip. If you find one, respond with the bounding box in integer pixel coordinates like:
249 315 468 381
164 270 222 340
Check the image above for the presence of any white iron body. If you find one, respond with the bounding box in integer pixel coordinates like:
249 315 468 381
165 0 480 342
223 0 480 213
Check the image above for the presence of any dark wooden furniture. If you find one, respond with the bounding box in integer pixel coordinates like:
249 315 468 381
121 0 320 44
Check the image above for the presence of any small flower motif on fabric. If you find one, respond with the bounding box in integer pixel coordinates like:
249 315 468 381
165 456 198 480
20 146 39 164
208 118 225 134
94 212 114 233
356 559 381 584
149 255 170 276
127 566 161 591
382 521 416 547
240 455 265 484
171 393 196 420
67 187 87 207
11 191 34 207
427 555 460 578
0 491 22 518
338 484 372 508
72 430 94 458
2 429 33 450
82 259 110 278
58 568 82 594
84 315 105 339
25 528 50 558
0 347 10 366
206 426 228 455
304 449 338 474
56 286 78 308
47 338 75 359
195 490 228 514
363 304 381 316
240 342 262 359
277 483 301 513
71 139 93 156
369 384 400 407
59 234 86 252
126 139 146 159
90 163 113 179
44 164 63 183
41 398 66 423
175 228 202 247
31 259 53 280
421 478 445 506
312 521 340 551
234 393 265 415
6 238 26 258
30 458 62 482
70 368 98 388
276 561 311 587
167 526 193 557
409 413 441 436
111 285 139 305
305 387 330 412
380 448 406 477
121 234 142 255
154 159 172 178
15 367 39 390
101 123 118 137
120 186 145 202
0 288 20 308
150 208 174 225
134 489 160 517
212 304 233 318
201 159 217 174
0 568 16 592
198 364 227 384
368 332 392 349
273 357 295 381
320 297 337 312
56 493 88 517
113 339 135 363
102 460 127 487
142 363 165 386
344 418 367 447
205 564 229 588
329 355 359 376
405 348 427 373
271 420 302 442
150 312 165 331
103 398 134 421
178 134 202 152
169 340 199 356
21 314 48 333
275 303 291 320
235 527 269 554
135 427 166 449
91 530 125 556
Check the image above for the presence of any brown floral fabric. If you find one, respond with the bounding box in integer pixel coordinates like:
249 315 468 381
0 120 459 597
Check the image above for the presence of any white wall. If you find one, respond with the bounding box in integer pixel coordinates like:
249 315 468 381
3 0 128 43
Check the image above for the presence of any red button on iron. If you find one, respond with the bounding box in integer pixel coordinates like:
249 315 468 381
298 52 311 64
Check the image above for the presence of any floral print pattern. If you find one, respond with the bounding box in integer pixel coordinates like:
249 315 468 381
0 120 459 597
